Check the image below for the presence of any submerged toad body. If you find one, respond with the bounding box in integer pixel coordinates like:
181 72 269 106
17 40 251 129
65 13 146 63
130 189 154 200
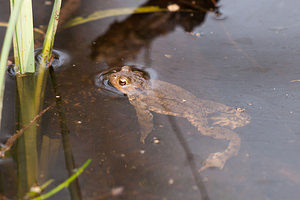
109 66 250 171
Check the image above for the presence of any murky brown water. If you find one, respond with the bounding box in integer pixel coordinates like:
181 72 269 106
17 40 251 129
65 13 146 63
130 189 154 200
1 0 300 199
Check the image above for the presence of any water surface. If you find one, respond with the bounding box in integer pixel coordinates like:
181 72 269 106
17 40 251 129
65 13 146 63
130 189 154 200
1 0 300 199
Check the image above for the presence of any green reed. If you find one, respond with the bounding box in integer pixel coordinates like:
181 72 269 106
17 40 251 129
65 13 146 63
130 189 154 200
14 0 62 195
0 0 62 196
0 0 23 131
10 0 35 74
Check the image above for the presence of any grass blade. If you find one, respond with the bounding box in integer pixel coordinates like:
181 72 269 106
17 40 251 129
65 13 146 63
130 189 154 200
34 0 62 111
0 0 23 130
10 0 35 74
64 6 169 28
40 0 62 65
32 159 92 200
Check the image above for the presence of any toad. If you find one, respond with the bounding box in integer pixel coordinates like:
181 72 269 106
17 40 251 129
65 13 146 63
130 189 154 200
109 66 250 171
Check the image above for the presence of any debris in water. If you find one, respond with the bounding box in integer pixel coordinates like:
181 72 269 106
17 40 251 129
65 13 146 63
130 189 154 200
168 178 174 185
192 185 198 190
44 1 52 6
270 26 288 33
164 54 172 59
167 4 180 12
236 107 245 112
290 79 300 82
153 137 160 144
111 186 124 196
30 186 42 193
188 32 204 38
214 10 227 20
139 149 145 154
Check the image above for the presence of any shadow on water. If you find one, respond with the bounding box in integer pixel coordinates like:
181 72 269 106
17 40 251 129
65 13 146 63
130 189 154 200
167 115 210 200
91 0 221 67
48 66 82 200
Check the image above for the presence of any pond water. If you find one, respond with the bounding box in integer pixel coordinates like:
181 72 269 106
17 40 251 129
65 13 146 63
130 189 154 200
1 0 300 199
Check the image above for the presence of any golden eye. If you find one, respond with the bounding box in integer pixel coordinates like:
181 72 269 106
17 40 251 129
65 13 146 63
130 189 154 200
119 76 130 86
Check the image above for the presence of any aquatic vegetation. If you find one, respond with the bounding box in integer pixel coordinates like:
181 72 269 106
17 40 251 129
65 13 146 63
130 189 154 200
0 0 82 198
11 0 35 74
26 159 91 200
0 0 90 198
0 0 62 126
0 0 22 131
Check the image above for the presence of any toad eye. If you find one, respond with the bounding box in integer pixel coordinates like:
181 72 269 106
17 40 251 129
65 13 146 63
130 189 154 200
119 76 131 86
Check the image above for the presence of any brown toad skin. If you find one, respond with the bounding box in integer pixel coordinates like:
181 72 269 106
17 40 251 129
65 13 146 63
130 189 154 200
109 66 250 171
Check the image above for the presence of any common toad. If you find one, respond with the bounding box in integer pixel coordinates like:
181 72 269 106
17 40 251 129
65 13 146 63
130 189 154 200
109 66 250 171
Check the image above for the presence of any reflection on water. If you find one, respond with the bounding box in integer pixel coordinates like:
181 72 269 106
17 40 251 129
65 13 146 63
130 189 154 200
91 0 222 66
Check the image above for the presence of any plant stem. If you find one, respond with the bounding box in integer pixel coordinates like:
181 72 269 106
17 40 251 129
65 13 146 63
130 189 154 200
35 0 62 111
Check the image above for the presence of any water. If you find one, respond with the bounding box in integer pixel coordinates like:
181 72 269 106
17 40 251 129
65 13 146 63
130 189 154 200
1 0 300 199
